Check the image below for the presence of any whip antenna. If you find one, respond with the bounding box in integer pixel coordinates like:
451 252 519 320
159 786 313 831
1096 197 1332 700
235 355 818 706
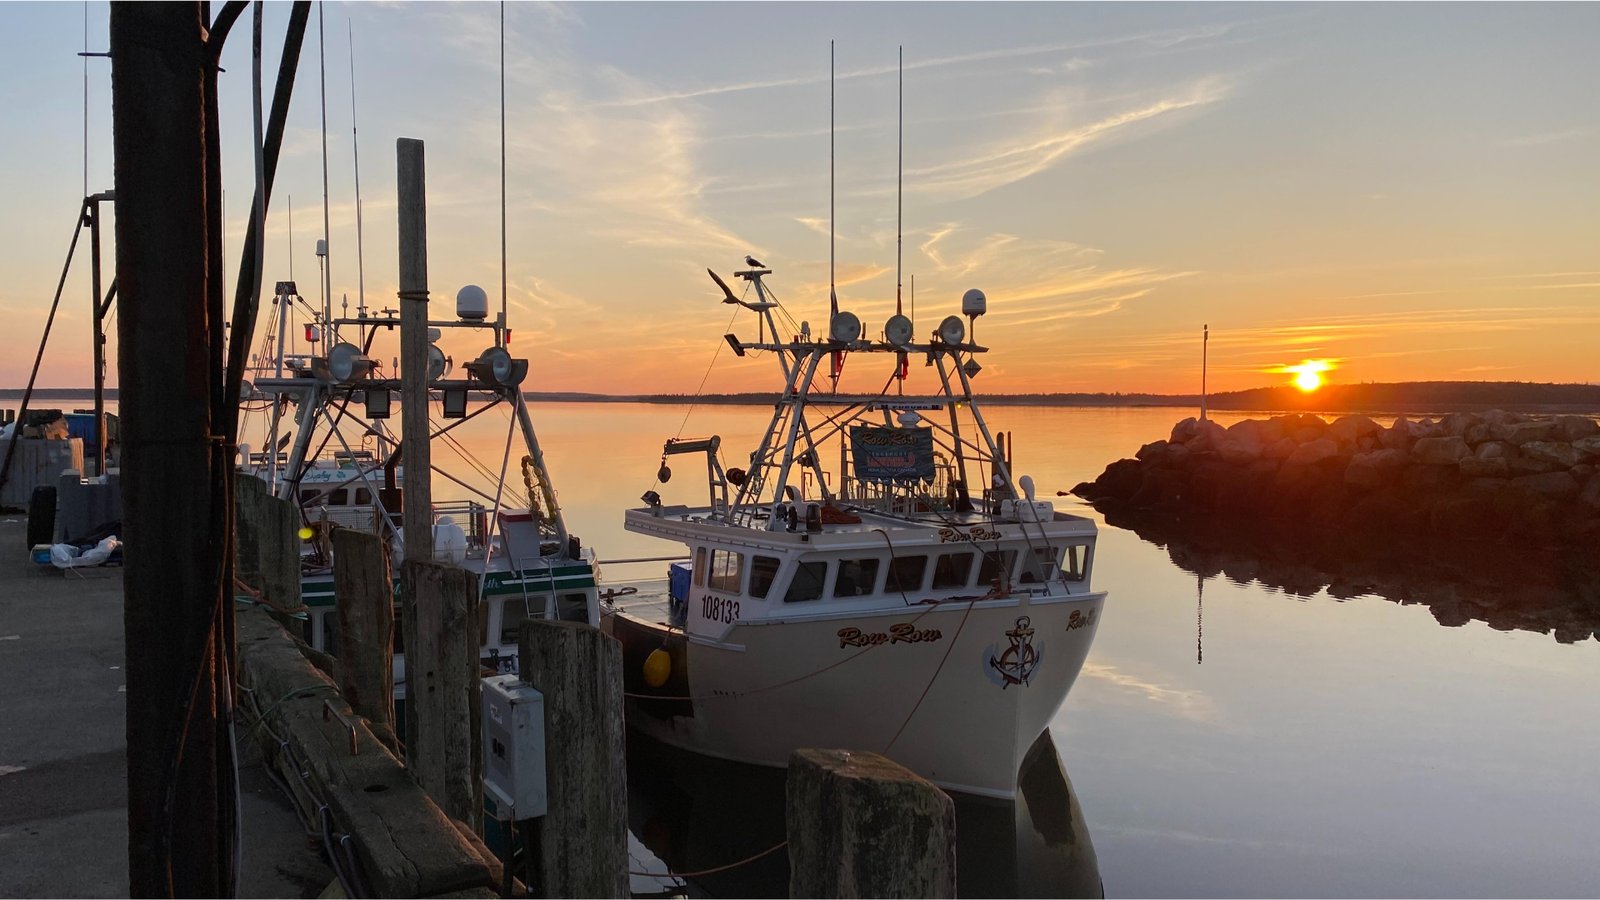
348 21 367 332
318 1 332 331
829 39 837 320
896 45 902 319
500 1 508 343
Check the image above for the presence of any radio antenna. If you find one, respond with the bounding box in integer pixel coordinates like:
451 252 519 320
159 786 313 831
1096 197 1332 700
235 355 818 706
896 45 903 319
500 1 508 344
348 21 367 332
829 39 837 320
317 1 332 331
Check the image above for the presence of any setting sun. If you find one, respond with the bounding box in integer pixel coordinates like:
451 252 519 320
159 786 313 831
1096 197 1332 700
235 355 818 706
1278 359 1335 393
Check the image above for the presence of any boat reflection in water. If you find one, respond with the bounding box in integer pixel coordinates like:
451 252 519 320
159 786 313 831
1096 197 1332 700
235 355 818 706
626 729 1101 898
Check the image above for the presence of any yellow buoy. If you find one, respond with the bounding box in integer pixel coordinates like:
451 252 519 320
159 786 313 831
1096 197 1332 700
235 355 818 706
297 526 315 541
643 648 671 688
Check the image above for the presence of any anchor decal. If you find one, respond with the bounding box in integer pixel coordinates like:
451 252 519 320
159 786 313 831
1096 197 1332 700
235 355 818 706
987 615 1039 689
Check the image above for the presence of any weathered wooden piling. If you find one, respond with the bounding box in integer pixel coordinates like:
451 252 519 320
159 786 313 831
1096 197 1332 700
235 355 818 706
235 474 301 611
517 619 629 898
402 559 481 829
786 748 956 899
333 528 394 747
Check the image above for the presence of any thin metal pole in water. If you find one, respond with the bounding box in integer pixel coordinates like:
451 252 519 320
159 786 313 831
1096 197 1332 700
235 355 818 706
1201 323 1209 421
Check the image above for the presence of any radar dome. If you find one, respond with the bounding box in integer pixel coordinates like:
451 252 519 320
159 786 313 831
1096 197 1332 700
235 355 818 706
456 284 489 320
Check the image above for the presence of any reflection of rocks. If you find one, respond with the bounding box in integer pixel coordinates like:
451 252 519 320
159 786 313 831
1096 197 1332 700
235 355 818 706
1103 499 1600 644
1074 411 1600 643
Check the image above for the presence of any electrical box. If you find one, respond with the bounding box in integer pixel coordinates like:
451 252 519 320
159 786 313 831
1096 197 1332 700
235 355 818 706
481 674 547 819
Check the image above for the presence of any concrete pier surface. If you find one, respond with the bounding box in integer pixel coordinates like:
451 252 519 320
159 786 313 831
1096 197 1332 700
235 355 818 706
0 517 332 898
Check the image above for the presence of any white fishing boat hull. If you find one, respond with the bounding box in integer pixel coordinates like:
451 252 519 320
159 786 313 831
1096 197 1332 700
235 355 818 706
611 589 1104 799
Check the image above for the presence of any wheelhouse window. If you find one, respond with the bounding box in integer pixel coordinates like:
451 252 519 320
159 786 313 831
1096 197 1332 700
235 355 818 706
328 489 349 506
692 547 707 586
501 598 535 643
978 549 1018 588
749 556 781 599
785 560 827 602
1021 546 1059 584
1062 545 1087 582
708 549 744 594
885 555 928 594
931 552 973 589
832 558 881 598
354 487 372 505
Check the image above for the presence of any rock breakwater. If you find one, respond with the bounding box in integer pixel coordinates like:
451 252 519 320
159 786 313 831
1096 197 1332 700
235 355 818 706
1073 410 1600 550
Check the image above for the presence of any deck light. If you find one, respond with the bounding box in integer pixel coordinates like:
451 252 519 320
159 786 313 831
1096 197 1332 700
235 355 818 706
441 387 468 419
364 388 391 419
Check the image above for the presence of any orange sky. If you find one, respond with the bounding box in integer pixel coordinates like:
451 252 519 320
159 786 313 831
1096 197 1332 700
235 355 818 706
2 3 1596 396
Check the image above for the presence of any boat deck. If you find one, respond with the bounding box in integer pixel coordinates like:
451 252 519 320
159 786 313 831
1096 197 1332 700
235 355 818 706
602 577 675 625
631 503 1095 538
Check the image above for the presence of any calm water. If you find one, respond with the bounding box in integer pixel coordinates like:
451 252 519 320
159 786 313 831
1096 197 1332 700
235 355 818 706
52 397 1600 896
510 403 1600 898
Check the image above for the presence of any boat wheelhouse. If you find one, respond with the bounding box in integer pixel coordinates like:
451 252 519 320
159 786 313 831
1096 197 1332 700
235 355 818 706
239 281 599 687
605 265 1107 799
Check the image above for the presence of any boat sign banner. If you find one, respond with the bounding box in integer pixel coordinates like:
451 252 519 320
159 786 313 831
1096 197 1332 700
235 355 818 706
850 425 935 483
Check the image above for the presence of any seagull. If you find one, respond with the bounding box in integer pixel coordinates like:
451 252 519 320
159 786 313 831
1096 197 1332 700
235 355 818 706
745 255 766 269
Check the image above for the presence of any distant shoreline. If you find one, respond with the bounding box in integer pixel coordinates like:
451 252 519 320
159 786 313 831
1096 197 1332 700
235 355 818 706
5 381 1598 416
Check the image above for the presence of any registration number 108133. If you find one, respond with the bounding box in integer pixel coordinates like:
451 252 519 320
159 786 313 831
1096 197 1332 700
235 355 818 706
700 595 740 624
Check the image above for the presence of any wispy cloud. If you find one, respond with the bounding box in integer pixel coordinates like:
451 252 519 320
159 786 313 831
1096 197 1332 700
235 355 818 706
906 77 1232 199
596 24 1240 108
1500 128 1588 148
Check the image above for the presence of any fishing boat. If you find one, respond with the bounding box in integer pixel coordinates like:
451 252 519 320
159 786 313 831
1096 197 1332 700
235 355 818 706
239 279 599 684
604 264 1107 799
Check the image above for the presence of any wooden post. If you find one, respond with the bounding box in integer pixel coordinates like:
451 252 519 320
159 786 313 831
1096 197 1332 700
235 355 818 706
786 748 956 899
396 137 432 762
517 620 628 898
111 4 230 895
403 559 480 828
235 474 300 612
333 528 395 746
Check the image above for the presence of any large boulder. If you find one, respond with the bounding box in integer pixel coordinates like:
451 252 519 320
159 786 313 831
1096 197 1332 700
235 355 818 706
1443 412 1483 438
1091 458 1144 500
1285 438 1340 467
1327 415 1381 446
1263 437 1299 460
1135 440 1170 463
1186 419 1228 453
1170 417 1200 444
1475 441 1516 460
1573 434 1600 457
1379 416 1413 451
1410 418 1446 440
1459 456 1510 478
1345 449 1408 489
1554 415 1599 443
1511 471 1579 499
1429 496 1499 541
1580 473 1600 510
1412 435 1470 465
1508 456 1558 476
1218 434 1264 465
1501 420 1558 446
1520 441 1585 469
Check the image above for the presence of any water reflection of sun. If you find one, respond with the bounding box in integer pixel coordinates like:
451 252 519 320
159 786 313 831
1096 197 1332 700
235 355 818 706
1279 359 1335 393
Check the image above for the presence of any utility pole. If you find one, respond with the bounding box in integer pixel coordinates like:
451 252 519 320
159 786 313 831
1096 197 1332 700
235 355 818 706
397 138 433 757
112 4 227 895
